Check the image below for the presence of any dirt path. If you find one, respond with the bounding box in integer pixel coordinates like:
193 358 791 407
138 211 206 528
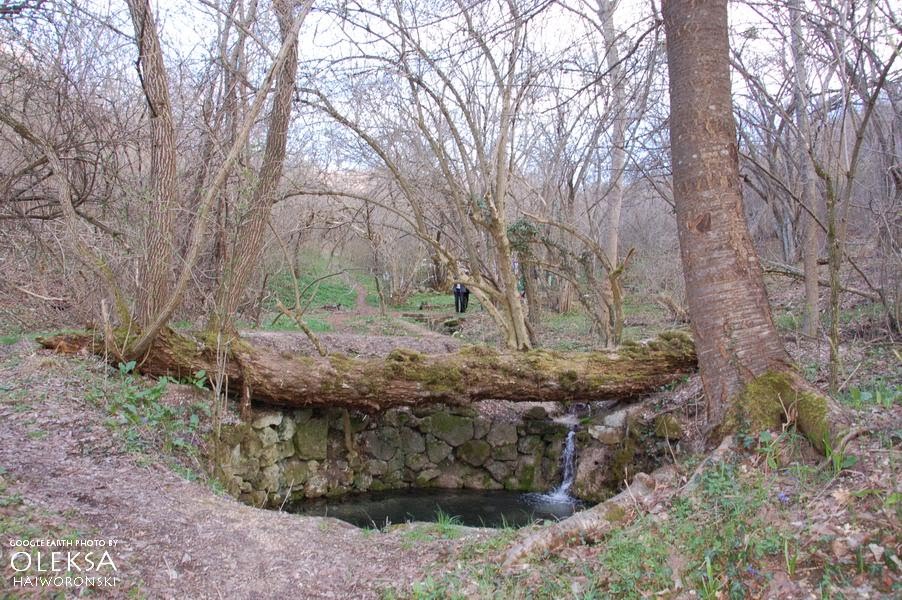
0 344 486 599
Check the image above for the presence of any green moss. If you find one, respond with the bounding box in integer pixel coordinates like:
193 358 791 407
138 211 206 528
381 351 464 395
653 414 683 440
557 370 580 392
726 371 831 452
387 348 425 363
458 345 499 358
605 503 628 523
610 437 638 484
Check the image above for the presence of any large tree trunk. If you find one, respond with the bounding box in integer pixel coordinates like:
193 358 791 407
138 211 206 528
210 0 302 333
127 0 177 327
38 330 697 411
664 0 847 449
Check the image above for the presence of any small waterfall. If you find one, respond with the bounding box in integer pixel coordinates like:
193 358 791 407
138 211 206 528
545 429 577 503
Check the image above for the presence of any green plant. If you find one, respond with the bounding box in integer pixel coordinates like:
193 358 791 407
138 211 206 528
824 437 858 476
699 555 722 599
840 382 900 410
433 509 463 539
100 362 208 461
784 538 798 576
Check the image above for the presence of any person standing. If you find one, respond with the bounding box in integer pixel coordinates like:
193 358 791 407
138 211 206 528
453 282 469 313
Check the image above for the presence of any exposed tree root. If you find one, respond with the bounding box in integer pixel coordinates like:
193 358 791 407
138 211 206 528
502 466 680 570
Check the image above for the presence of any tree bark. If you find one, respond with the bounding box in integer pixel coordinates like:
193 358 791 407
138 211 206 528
210 0 304 333
790 0 821 338
37 330 697 411
664 0 791 419
126 0 177 327
663 0 848 450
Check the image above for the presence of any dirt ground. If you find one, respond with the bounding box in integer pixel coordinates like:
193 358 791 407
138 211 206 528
0 343 494 599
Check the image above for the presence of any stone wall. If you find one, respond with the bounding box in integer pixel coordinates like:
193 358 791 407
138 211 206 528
214 405 576 508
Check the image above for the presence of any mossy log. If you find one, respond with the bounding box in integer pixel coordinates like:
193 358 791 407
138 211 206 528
37 329 697 411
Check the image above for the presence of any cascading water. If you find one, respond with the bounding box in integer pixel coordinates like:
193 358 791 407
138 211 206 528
544 429 577 502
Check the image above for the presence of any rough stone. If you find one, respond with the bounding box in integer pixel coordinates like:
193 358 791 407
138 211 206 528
294 418 328 460
588 425 623 445
426 436 453 463
491 443 518 461
415 469 442 487
252 411 283 429
405 452 430 471
353 472 373 490
260 464 281 492
524 406 547 420
486 421 518 447
278 416 296 441
511 455 540 490
258 426 280 448
434 463 464 488
293 408 313 424
367 459 389 476
573 446 612 502
304 470 329 498
361 428 400 461
282 459 312 486
457 439 491 467
473 417 491 440
526 419 562 436
400 428 426 454
604 410 628 429
485 460 514 482
517 435 543 455
422 413 474 446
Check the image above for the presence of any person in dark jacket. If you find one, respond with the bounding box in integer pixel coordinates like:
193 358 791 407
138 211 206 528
453 283 470 313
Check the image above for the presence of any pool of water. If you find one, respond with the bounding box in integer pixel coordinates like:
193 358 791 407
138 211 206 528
287 488 588 529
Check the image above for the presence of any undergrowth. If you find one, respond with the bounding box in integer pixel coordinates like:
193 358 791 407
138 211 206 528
397 447 899 599
86 361 210 473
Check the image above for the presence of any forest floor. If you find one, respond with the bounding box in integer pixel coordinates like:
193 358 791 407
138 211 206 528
0 277 899 598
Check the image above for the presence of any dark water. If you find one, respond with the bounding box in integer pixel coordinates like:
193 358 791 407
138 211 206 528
288 488 587 529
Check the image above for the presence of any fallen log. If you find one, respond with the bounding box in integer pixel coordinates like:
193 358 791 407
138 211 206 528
37 329 697 411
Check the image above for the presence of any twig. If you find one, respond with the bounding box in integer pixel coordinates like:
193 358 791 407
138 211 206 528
279 480 295 512
13 285 68 303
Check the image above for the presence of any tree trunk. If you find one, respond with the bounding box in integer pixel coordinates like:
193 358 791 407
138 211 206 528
127 0 177 327
790 0 821 338
663 0 847 449
599 0 626 268
38 330 697 411
210 0 301 333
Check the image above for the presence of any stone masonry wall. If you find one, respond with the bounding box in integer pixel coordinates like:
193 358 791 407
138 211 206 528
215 405 574 508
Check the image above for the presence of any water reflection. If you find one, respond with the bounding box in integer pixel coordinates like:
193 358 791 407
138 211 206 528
288 488 589 529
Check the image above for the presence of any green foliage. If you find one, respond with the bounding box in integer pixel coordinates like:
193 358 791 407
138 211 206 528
839 381 900 410
507 218 539 253
433 509 463 539
267 269 357 311
89 362 209 463
0 334 20 345
823 437 858 476
266 315 333 333
775 311 799 332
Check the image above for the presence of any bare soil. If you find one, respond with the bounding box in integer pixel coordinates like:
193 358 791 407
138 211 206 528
0 344 491 599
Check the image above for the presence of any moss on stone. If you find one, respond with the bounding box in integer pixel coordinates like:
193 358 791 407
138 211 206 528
653 414 683 440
